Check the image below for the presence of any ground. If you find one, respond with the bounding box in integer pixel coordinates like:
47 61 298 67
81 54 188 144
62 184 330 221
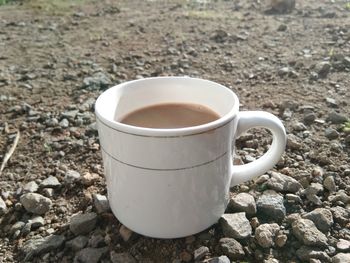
0 0 349 262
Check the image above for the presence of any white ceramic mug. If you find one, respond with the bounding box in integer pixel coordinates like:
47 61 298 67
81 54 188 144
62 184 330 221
95 77 286 239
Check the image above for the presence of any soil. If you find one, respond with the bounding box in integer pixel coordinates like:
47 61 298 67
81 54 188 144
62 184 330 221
0 0 349 262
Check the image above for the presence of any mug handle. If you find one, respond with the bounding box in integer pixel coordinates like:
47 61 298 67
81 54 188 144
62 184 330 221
231 111 287 187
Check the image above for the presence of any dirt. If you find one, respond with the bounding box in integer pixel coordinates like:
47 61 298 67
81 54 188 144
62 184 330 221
0 0 349 262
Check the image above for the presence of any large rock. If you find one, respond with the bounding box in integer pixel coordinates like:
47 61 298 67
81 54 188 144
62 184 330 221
227 193 256 216
255 223 280 248
69 212 97 235
332 253 350 263
220 213 252 239
292 219 328 247
20 193 52 215
266 172 302 193
219 237 245 260
296 246 331 262
74 247 108 263
20 235 65 261
303 208 333 232
256 190 286 221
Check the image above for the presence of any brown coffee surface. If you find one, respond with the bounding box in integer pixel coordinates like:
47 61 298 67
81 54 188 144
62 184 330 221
119 103 220 129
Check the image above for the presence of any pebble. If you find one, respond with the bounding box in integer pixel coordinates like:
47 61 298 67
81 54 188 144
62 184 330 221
88 233 105 248
40 176 61 188
275 233 288 247
66 235 88 251
255 223 280 248
119 225 134 242
292 122 307 131
325 128 339 140
81 172 100 186
256 190 286 221
83 72 111 90
332 253 350 263
207 255 231 263
324 176 337 193
266 172 302 193
220 213 252 239
277 24 287 31
20 235 65 261
266 0 295 14
296 246 330 262
292 218 328 247
20 193 52 215
326 97 338 107
0 196 7 215
327 112 348 124
59 118 69 128
303 208 334 233
287 134 302 150
331 206 349 225
303 183 323 206
42 188 54 197
62 110 79 120
110 251 137 263
64 170 81 184
30 216 45 229
180 250 192 262
227 193 256 216
10 221 25 235
304 113 316 124
194 246 209 261
219 237 245 260
337 239 350 252
22 222 32 236
74 247 108 263
314 61 331 78
23 181 39 193
328 191 350 204
69 212 97 235
93 194 110 214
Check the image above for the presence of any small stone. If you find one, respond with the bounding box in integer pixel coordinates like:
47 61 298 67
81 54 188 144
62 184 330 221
220 213 252 239
292 218 328 247
265 0 295 14
337 239 350 252
266 172 302 193
277 24 287 31
255 223 280 248
326 98 338 107
20 193 52 215
314 61 331 78
324 176 337 193
275 234 288 247
292 122 307 131
69 212 97 235
303 183 324 206
327 112 348 124
88 233 105 248
59 118 69 128
219 237 245 260
93 194 110 214
207 256 231 263
40 176 61 188
20 235 65 261
331 206 349 226
74 247 108 263
66 235 88 251
23 181 39 193
228 193 256 216
296 246 330 262
304 113 316 124
194 246 209 261
278 67 291 77
64 170 81 184
10 221 25 235
81 172 100 186
42 188 54 197
255 174 270 184
110 251 137 263
22 222 32 235
328 191 350 204
303 208 334 233
332 253 350 263
325 128 339 140
256 190 286 221
62 110 79 119
0 196 7 215
286 193 302 203
30 216 45 229
287 134 302 150
179 250 192 262
119 225 134 242
83 72 111 91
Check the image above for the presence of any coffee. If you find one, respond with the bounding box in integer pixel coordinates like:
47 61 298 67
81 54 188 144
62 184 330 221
119 103 220 129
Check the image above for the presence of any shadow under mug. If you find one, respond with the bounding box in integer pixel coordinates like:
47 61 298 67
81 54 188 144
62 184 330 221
95 77 286 238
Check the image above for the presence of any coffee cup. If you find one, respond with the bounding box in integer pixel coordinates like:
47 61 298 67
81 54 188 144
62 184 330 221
95 77 286 238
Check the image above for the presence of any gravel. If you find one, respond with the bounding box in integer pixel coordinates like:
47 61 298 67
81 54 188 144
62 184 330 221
193 246 209 261
266 172 303 193
220 213 252 239
255 223 280 248
20 193 52 215
324 176 337 193
292 218 328 247
40 176 61 188
227 193 256 216
296 246 331 262
303 208 334 232
256 190 286 221
69 212 97 235
93 194 110 214
64 170 81 184
23 181 39 193
218 237 245 260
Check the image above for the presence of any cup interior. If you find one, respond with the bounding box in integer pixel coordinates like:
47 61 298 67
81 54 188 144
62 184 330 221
96 77 238 128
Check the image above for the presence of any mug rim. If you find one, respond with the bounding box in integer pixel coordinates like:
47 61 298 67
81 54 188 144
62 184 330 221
95 76 239 137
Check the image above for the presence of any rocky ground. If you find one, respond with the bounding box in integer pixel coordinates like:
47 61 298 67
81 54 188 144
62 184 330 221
0 0 350 262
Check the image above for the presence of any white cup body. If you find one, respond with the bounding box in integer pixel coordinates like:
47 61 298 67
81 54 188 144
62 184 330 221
95 77 240 238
